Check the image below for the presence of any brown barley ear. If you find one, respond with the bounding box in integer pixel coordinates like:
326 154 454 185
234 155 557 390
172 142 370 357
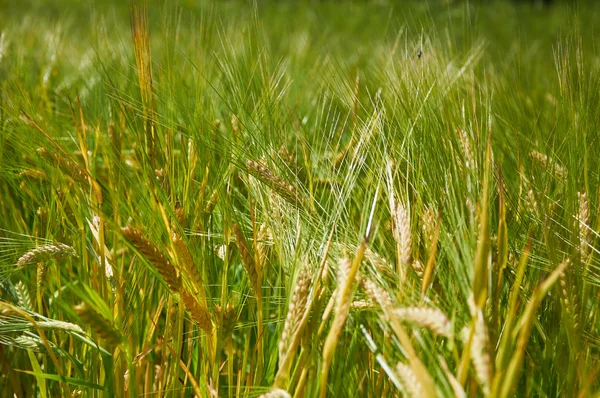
121 225 181 292
232 224 259 294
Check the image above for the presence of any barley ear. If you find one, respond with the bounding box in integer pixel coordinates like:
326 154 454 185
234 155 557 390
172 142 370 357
17 243 77 268
75 302 122 348
181 290 213 334
232 224 259 294
121 225 181 292
279 268 311 366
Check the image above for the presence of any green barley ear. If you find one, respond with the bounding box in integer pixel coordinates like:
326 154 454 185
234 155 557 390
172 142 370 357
14 281 33 311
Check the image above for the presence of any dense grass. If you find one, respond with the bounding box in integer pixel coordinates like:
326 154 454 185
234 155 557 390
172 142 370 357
1 0 600 396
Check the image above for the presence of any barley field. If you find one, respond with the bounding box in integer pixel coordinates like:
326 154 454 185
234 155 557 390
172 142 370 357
1 0 599 397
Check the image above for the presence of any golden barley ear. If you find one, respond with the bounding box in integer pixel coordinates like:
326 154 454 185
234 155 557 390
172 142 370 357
529 150 567 180
17 243 77 268
393 307 453 339
396 362 424 398
361 277 393 313
460 305 491 396
75 302 122 348
36 147 89 186
279 267 311 366
181 290 213 334
577 191 592 263
246 159 305 208
121 225 181 292
257 388 291 398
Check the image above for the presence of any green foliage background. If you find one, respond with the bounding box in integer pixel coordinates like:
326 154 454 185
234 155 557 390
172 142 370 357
0 0 599 397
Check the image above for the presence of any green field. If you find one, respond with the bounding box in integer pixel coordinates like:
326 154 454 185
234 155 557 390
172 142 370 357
1 0 600 396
